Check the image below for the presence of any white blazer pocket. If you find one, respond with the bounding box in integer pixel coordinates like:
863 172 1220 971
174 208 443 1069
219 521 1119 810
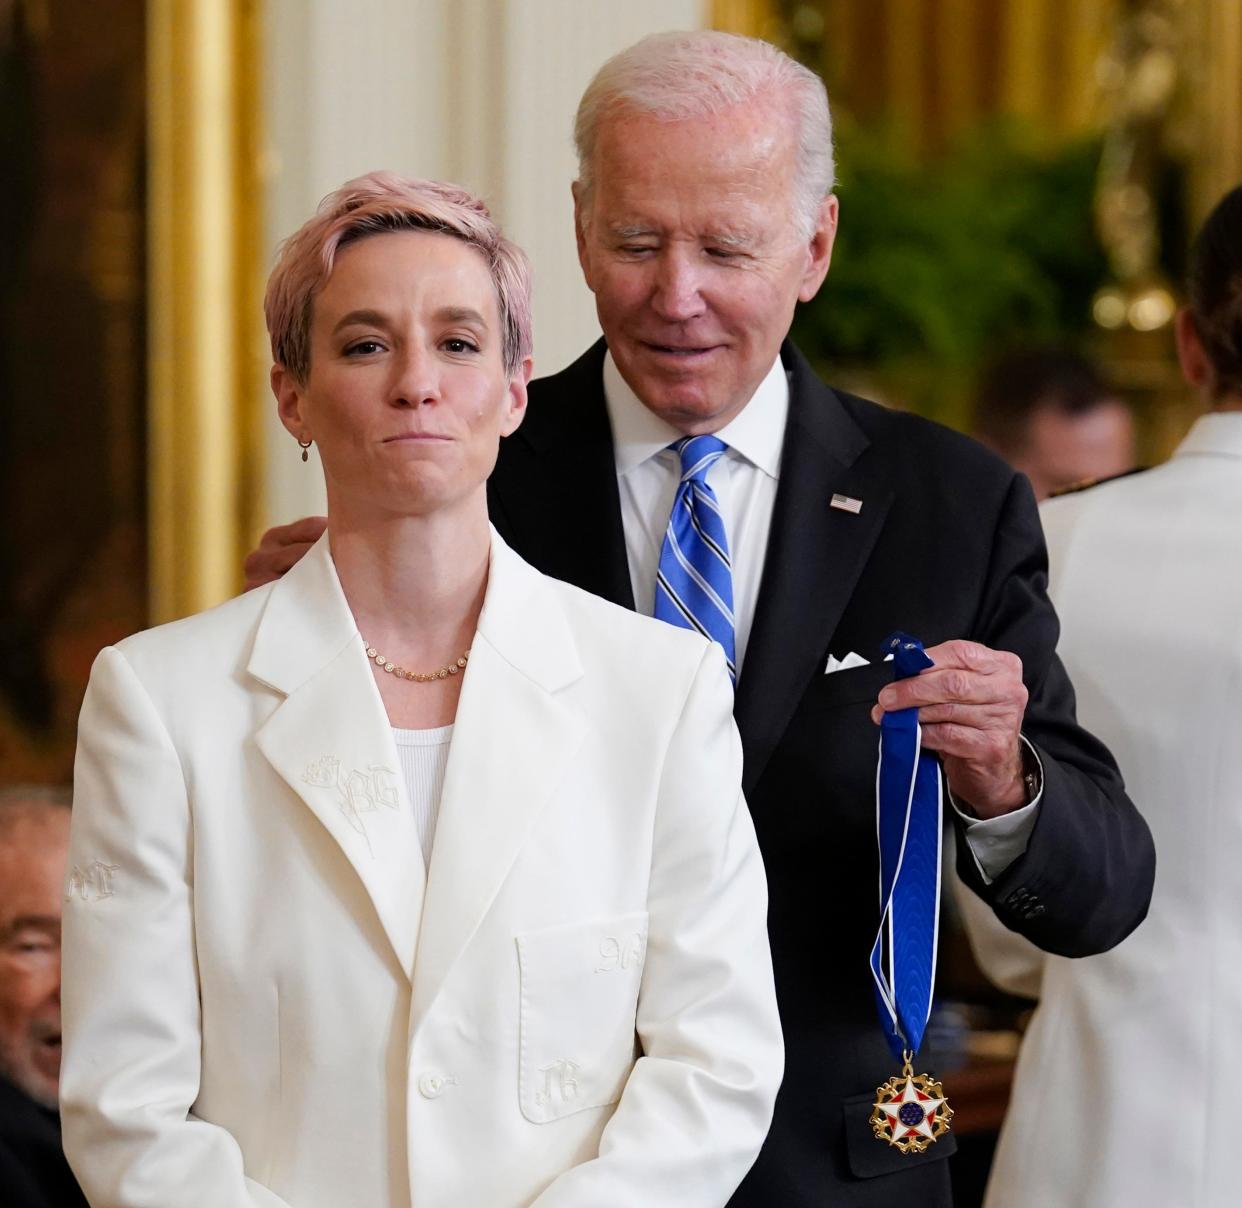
516 911 648 1124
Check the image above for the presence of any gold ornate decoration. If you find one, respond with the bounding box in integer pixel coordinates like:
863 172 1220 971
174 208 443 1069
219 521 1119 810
870 1051 953 1154
1091 0 1182 335
362 637 470 684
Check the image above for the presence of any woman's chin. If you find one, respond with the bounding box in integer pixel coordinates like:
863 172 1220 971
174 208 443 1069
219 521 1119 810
371 479 485 521
330 455 494 521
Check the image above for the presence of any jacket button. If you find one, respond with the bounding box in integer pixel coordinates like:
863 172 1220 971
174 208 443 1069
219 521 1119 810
418 1072 449 1099
1024 903 1047 919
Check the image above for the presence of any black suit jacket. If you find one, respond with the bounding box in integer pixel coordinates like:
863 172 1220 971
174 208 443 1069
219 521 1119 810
488 340 1155 1207
0 1077 88 1208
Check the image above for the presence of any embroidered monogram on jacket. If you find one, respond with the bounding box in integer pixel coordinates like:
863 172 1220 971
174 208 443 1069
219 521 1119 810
65 860 119 902
595 931 646 973
535 1058 580 1106
302 757 400 853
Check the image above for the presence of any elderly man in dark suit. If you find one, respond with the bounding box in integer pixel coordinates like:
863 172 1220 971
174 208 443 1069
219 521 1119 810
0 787 88 1208
248 31 1154 1207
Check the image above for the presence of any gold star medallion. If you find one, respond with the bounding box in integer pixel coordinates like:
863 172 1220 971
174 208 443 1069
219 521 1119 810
870 1051 953 1154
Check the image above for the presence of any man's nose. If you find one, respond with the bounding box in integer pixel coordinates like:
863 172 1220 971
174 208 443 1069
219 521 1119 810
390 347 440 407
649 252 706 323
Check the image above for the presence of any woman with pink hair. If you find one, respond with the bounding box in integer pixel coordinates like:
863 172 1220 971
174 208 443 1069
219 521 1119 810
60 172 781 1208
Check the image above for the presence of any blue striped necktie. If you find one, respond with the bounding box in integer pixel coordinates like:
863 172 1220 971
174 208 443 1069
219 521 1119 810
654 435 737 681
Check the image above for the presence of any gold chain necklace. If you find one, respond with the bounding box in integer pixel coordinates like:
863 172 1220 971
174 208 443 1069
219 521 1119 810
361 636 470 684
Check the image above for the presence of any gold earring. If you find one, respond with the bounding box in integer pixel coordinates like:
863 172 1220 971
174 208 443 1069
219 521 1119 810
298 436 312 463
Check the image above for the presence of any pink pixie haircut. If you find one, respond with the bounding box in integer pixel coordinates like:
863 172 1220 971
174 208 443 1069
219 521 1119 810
263 171 533 384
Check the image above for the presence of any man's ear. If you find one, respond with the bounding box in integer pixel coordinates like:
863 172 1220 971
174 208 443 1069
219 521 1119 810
272 363 310 441
571 180 596 293
798 193 839 304
1175 306 1214 396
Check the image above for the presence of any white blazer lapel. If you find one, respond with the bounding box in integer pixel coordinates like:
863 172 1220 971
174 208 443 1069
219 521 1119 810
249 537 425 980
410 533 586 1030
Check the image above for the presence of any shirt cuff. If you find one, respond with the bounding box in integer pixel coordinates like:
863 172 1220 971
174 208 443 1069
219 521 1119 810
949 736 1044 885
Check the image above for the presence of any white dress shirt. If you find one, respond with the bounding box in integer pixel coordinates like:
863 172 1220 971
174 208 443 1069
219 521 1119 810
602 350 1036 876
604 351 785 674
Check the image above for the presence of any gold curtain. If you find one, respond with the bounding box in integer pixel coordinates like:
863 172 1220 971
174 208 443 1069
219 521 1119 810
1189 0 1242 224
712 0 783 39
714 0 1120 145
147 0 264 624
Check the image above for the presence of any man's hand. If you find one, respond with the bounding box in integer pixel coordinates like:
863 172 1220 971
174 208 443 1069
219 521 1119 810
243 516 327 590
870 640 1029 818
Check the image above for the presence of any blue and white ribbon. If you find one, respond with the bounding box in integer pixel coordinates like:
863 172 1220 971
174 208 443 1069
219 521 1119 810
869 632 943 1061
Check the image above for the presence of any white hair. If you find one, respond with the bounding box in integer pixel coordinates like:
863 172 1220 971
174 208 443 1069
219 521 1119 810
573 30 835 239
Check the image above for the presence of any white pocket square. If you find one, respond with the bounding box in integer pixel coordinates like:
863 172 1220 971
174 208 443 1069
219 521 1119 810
824 651 894 674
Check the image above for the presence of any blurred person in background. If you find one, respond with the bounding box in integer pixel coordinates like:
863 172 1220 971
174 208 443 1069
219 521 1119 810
59 172 780 1208
247 32 1156 1208
0 786 87 1208
972 348 1136 500
959 184 1242 1208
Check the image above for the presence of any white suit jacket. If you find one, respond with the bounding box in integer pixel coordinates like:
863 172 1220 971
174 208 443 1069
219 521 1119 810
958 412 1242 1208
61 530 782 1208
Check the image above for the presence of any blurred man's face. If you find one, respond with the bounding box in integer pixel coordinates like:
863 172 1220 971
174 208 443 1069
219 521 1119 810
1015 400 1136 501
574 100 836 435
0 810 69 1108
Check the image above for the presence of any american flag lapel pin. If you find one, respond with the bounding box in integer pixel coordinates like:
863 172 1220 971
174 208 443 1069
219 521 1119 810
830 493 863 514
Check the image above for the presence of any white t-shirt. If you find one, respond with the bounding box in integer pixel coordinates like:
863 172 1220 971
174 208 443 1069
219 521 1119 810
392 723 453 869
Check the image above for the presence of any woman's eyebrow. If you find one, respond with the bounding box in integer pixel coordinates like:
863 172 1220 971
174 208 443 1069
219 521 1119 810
331 308 391 335
434 305 488 327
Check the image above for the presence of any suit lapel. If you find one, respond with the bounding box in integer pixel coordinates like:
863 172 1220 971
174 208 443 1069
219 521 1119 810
498 339 896 800
490 340 634 609
409 534 586 1031
250 537 426 980
734 345 894 798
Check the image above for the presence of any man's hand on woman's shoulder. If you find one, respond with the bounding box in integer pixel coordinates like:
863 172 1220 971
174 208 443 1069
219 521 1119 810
243 516 327 590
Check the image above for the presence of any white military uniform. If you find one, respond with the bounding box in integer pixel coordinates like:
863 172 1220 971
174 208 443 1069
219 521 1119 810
961 411 1242 1208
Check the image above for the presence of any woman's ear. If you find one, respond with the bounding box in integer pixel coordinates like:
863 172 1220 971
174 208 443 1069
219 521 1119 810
501 355 534 437
272 363 310 441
